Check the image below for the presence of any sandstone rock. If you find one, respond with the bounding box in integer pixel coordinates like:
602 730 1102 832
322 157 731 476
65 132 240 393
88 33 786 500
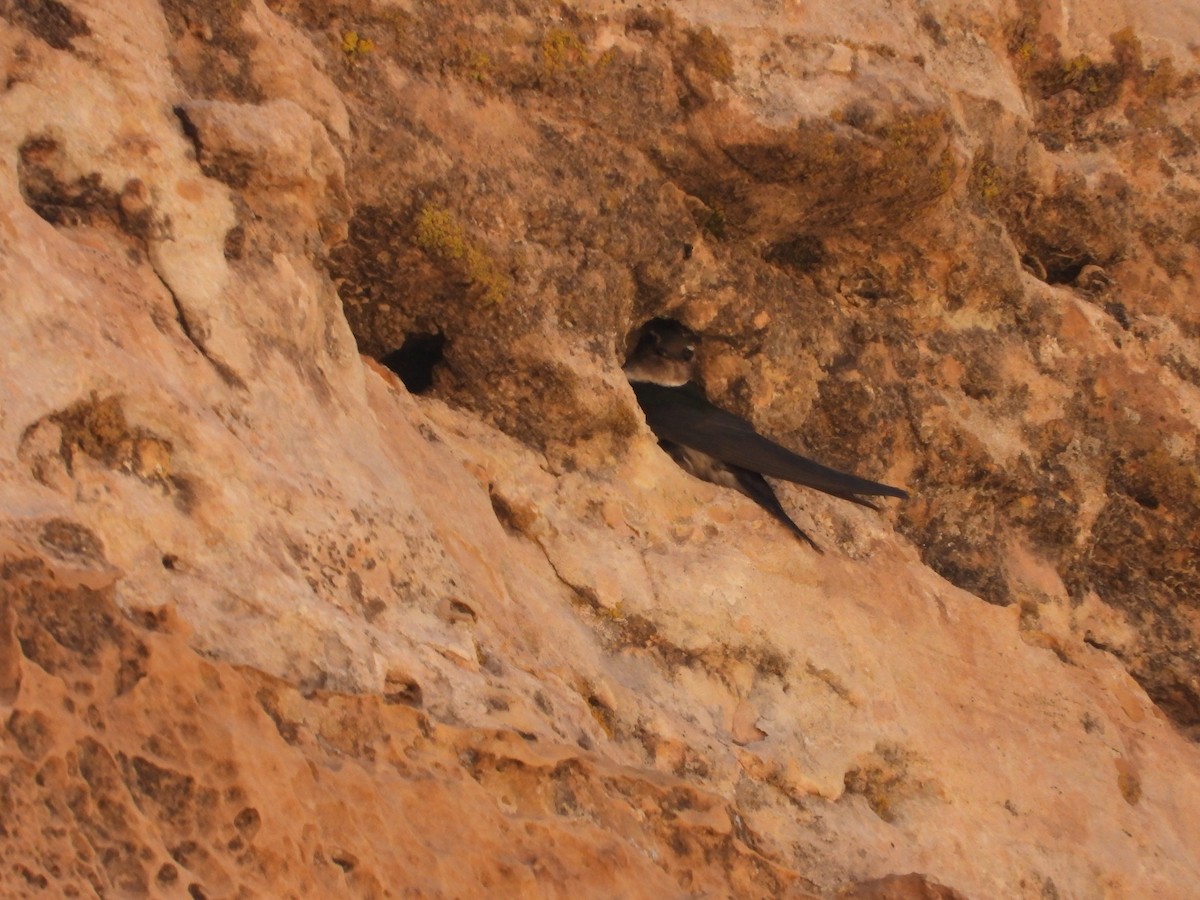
3 0 1200 897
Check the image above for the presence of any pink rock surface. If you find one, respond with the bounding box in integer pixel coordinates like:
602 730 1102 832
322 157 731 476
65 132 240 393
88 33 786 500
2 1 1200 897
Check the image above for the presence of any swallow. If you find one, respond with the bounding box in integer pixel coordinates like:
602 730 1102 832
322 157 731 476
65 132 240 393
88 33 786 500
624 318 908 550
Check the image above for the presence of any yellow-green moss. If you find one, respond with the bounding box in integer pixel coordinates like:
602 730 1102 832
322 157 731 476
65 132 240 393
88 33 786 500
970 153 1004 205
595 46 618 70
880 111 952 186
541 28 587 75
342 30 375 57
883 109 946 149
463 48 493 82
1004 0 1044 78
414 205 510 305
603 601 626 621
415 206 468 260
933 146 956 194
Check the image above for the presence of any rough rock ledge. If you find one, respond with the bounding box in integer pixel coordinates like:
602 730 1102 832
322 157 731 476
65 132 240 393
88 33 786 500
3 0 1200 897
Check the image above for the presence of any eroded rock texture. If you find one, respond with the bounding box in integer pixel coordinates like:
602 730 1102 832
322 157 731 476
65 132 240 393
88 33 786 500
2 0 1200 896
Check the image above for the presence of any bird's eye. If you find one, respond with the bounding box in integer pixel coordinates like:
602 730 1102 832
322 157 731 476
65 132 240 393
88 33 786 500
681 347 694 361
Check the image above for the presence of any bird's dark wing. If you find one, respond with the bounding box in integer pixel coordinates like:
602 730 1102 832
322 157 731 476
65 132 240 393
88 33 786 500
632 381 908 501
730 466 824 552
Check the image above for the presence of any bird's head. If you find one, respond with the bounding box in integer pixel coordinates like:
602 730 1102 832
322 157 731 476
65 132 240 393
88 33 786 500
623 318 699 386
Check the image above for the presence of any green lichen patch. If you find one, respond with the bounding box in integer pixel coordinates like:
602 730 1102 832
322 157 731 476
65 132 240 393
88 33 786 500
341 30 376 58
878 110 958 202
413 205 511 306
1007 18 1196 148
540 28 588 75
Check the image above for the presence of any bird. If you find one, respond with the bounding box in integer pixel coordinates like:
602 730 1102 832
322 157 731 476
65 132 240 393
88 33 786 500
624 317 908 551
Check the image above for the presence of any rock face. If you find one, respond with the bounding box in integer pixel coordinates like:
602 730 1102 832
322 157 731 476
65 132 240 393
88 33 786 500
2 0 1200 896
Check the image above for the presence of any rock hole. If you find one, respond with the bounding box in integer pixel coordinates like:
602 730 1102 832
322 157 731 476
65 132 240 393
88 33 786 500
1132 492 1159 510
1044 258 1089 284
383 672 423 708
1083 634 1118 655
624 317 698 364
171 841 199 866
234 807 261 836
764 234 826 272
16 866 48 889
129 606 171 633
438 597 477 625
331 852 357 873
1020 253 1048 281
379 331 446 394
173 106 203 161
586 693 617 735
223 224 246 260
1103 300 1131 330
161 554 178 570
488 486 536 534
